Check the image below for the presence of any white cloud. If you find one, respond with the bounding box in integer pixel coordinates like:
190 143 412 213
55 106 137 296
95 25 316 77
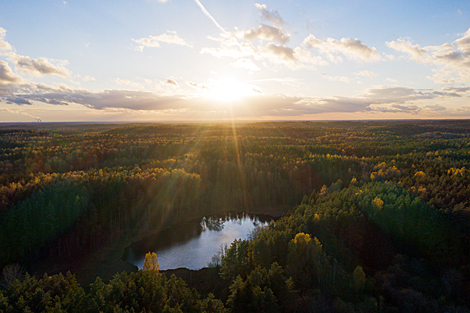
302 34 381 63
55 82 74 91
133 31 192 49
262 43 295 62
243 24 289 44
115 78 144 89
355 70 376 77
293 48 328 68
255 3 286 26
386 28 470 83
200 7 340 71
386 38 428 62
0 27 12 51
0 60 24 85
83 75 96 81
320 73 350 83
202 31 326 70
6 52 70 77
134 38 160 48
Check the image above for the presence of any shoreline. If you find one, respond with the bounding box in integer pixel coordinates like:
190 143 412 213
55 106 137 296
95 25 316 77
35 206 289 286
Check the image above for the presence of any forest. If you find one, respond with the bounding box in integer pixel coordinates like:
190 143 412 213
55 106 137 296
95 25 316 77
0 120 469 312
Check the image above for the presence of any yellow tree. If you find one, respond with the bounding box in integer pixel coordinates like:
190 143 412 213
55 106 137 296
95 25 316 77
142 252 160 273
372 197 384 211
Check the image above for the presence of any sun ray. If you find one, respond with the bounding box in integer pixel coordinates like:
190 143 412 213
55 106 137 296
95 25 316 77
229 106 250 210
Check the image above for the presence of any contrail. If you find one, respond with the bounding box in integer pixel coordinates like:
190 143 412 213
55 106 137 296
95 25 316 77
194 0 225 33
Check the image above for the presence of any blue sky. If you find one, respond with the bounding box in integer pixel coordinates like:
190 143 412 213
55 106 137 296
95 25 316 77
1 0 470 122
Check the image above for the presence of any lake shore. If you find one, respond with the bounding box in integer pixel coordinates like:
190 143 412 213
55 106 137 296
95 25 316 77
33 206 289 286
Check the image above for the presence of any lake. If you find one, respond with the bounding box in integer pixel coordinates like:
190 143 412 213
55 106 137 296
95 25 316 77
123 213 273 270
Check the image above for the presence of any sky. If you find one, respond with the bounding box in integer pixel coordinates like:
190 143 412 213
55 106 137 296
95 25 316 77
1 0 470 122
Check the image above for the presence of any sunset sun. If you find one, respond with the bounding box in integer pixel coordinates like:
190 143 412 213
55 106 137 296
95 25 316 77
1 0 470 309
205 77 260 103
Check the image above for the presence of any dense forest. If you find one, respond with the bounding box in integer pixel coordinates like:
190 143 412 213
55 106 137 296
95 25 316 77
0 120 470 312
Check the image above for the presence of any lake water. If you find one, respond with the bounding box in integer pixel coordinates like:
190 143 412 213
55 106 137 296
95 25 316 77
123 213 272 270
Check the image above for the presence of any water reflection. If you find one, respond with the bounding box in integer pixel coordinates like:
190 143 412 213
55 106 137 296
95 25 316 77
202 217 224 232
124 213 272 270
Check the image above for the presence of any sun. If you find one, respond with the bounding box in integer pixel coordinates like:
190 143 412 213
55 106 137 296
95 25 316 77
204 77 260 103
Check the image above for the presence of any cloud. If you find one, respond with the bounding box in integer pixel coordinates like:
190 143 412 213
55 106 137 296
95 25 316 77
187 81 210 90
135 36 161 47
386 28 470 83
165 78 178 86
202 31 325 70
18 90 186 111
320 73 350 83
243 24 289 44
232 58 260 71
295 86 465 115
4 97 32 105
364 86 434 100
262 43 295 61
292 47 328 69
0 27 12 50
255 3 286 26
115 78 144 89
0 31 70 78
194 0 225 32
200 7 339 71
83 75 96 81
386 38 428 62
0 60 24 84
133 31 192 49
302 34 381 63
6 52 70 77
355 70 376 77
4 82 467 119
295 97 373 114
442 86 470 93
